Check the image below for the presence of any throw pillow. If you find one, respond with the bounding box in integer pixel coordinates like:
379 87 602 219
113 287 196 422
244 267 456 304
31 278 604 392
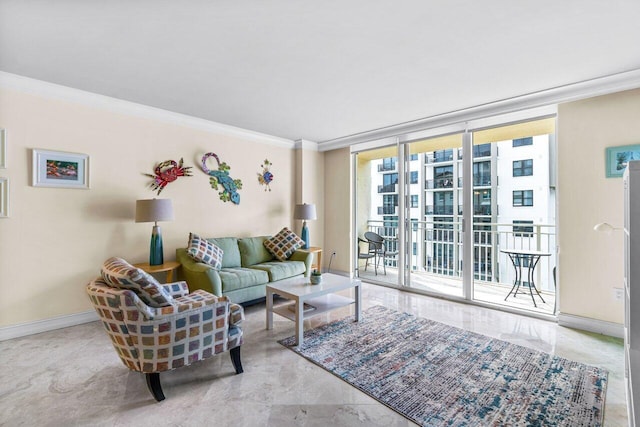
187 233 224 270
100 257 175 308
263 227 305 261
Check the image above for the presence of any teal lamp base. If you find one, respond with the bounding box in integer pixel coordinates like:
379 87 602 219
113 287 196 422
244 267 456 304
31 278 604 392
150 225 164 266
301 221 310 249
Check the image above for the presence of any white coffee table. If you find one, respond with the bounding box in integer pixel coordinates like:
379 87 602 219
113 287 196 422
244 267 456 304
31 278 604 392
266 273 361 347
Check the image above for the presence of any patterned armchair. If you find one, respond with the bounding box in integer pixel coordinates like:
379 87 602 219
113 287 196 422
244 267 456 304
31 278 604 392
86 257 244 401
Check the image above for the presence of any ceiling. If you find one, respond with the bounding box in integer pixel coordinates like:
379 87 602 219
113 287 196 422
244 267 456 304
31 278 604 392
1 1 640 145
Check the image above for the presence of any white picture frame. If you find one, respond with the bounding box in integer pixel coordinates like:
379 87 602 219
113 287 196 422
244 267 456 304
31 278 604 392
0 128 6 169
0 177 8 217
32 149 90 189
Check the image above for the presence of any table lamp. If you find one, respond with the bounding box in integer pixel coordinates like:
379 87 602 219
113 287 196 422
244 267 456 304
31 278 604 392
136 198 174 265
294 203 316 249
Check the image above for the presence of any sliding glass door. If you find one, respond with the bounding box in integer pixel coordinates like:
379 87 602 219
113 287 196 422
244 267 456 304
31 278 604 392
352 114 557 316
405 133 465 298
353 144 400 287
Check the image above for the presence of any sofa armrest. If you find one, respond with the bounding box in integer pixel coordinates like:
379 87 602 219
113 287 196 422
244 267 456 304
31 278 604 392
160 281 190 298
290 250 313 277
176 248 223 296
229 303 245 327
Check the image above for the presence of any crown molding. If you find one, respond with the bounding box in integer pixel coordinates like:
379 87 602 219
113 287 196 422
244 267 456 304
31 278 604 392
294 139 319 151
0 71 296 149
318 68 640 151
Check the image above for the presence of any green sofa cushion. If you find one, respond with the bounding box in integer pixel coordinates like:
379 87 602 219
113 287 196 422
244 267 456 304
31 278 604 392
238 236 274 267
218 267 269 292
208 237 241 268
249 261 306 282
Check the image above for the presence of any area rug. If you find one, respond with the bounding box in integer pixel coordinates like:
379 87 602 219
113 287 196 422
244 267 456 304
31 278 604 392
279 305 607 426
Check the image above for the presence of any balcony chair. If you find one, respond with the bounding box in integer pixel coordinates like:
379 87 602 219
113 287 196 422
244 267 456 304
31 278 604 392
364 231 387 275
357 237 376 276
86 257 244 401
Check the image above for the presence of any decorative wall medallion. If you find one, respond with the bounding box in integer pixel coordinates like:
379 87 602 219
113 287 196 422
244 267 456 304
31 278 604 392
201 152 242 204
257 159 274 191
144 158 192 195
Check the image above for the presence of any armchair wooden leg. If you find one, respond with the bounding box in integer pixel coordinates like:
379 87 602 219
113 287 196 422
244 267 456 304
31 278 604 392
145 373 166 402
230 346 243 374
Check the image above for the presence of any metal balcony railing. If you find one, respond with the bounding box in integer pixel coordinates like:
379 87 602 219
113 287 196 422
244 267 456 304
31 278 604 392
364 220 556 292
377 206 396 215
377 184 397 193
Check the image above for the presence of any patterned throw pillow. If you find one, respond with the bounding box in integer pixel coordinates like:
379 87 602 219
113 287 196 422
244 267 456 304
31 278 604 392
100 257 175 308
186 233 224 270
263 227 305 261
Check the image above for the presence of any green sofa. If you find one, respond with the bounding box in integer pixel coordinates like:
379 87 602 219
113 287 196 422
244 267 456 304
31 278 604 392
176 236 312 304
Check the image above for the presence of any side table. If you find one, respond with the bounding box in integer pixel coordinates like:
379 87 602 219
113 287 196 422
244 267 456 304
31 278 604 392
304 246 322 272
133 260 181 283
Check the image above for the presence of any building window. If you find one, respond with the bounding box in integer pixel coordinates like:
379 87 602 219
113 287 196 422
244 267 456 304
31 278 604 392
473 190 491 215
434 191 454 215
410 171 418 184
379 157 396 172
410 195 418 208
434 165 454 188
410 153 418 161
513 159 533 176
473 161 491 186
513 190 533 206
513 137 533 147
473 143 491 158
513 220 534 237
434 149 454 163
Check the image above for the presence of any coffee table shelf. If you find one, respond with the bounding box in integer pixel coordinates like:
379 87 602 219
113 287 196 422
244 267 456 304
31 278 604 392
266 273 361 347
273 294 355 322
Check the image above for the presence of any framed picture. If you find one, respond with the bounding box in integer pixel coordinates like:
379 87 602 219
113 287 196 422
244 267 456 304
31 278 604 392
606 144 640 178
0 128 6 168
0 177 8 217
32 149 90 189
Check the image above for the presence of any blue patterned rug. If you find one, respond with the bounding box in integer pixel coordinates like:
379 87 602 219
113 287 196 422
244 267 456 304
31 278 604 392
280 305 607 426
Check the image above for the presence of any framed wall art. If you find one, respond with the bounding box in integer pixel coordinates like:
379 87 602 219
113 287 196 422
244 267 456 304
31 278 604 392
0 177 8 217
0 128 6 168
32 149 90 189
606 144 640 178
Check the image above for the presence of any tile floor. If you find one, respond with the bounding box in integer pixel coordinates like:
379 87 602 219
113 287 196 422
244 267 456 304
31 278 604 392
0 282 626 426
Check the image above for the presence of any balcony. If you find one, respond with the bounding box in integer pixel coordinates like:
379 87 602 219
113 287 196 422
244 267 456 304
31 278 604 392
377 183 397 193
377 206 396 215
359 220 557 316
473 205 491 215
473 176 491 186
378 163 396 172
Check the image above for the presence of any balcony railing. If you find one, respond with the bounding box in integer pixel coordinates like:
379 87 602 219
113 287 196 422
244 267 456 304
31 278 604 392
378 163 396 172
377 206 396 215
377 183 397 193
364 220 556 292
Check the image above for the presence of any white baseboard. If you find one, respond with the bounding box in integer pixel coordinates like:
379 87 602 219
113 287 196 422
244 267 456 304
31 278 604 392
557 313 623 338
0 310 99 341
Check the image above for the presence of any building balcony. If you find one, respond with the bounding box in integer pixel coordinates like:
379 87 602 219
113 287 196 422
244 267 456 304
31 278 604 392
359 219 557 316
378 163 397 172
377 183 397 193
377 206 396 215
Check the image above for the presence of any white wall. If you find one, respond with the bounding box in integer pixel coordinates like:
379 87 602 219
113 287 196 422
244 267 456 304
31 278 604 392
558 88 640 324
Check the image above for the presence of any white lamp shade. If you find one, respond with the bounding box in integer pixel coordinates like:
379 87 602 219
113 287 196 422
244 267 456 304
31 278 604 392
135 199 174 223
294 203 317 221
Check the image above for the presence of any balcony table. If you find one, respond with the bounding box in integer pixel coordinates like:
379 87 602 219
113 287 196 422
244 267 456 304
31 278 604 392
500 249 551 308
